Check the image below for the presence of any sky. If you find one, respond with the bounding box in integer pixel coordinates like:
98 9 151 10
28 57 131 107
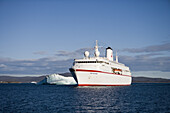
0 0 170 78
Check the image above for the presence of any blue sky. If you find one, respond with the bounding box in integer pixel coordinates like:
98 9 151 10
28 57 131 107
0 0 170 78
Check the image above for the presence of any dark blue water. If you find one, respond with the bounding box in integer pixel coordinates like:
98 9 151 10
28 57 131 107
0 83 170 113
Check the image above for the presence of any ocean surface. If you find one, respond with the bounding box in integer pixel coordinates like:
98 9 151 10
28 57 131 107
0 83 170 113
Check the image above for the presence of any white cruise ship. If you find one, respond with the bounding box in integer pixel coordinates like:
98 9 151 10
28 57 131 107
69 41 132 86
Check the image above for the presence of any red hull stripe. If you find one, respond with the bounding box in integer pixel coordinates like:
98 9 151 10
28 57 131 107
78 84 131 86
75 69 131 77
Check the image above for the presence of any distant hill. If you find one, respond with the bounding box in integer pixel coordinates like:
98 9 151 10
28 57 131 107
59 72 72 77
0 76 45 83
132 77 170 83
0 73 170 83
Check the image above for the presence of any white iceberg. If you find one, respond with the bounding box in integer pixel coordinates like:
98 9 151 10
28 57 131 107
38 74 77 85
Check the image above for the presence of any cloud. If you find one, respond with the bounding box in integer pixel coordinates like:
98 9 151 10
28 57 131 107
0 64 7 68
1 52 169 76
33 51 47 55
122 43 170 53
119 43 170 76
0 57 73 75
55 47 106 59
0 57 13 62
55 47 94 58
119 55 170 72
0 44 169 78
0 47 96 75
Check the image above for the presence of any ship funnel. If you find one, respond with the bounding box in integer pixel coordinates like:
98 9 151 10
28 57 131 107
106 47 113 61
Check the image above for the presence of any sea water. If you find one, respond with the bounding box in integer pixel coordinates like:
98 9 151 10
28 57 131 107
0 83 170 113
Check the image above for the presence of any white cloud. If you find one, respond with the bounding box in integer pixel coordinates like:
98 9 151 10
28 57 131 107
22 63 34 66
0 64 7 68
122 43 170 53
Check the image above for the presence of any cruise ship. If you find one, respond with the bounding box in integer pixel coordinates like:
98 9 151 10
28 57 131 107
69 41 132 86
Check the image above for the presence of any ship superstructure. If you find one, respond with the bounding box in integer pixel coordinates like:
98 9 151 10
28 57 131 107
69 41 132 86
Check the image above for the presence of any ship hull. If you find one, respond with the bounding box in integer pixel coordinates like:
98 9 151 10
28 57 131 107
70 68 132 86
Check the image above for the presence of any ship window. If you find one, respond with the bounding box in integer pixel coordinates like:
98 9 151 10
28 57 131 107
125 70 129 72
105 62 109 64
76 61 97 63
97 61 102 63
95 61 109 64
75 61 110 64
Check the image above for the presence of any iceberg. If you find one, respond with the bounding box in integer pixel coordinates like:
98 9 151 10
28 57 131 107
38 74 77 85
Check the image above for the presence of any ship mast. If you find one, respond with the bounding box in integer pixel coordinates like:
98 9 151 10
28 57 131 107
95 40 98 51
94 40 100 57
116 51 118 63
